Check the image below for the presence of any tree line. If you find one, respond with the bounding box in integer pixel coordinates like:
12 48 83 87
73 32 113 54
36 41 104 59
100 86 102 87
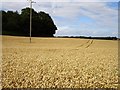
2 7 57 37
56 36 118 40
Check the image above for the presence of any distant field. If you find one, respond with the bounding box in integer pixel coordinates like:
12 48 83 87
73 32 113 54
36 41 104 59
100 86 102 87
2 35 118 88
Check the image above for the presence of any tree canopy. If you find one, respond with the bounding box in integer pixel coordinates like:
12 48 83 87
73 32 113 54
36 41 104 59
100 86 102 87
2 7 57 37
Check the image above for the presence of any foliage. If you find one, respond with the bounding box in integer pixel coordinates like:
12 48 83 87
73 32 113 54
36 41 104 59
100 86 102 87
2 7 57 37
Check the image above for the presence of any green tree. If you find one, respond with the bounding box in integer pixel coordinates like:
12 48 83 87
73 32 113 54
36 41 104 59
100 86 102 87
20 7 57 37
37 11 57 36
2 7 57 37
2 11 21 35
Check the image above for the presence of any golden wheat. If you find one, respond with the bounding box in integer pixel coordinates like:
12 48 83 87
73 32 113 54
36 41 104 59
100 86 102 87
2 36 118 88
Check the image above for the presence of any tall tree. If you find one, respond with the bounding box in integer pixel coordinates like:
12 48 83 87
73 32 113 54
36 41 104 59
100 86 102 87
2 7 57 37
2 10 22 35
20 7 57 37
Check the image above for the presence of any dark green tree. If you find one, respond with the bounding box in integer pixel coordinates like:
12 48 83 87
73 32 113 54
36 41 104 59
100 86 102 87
2 7 57 37
35 11 57 37
2 11 7 32
2 11 21 35
20 7 57 37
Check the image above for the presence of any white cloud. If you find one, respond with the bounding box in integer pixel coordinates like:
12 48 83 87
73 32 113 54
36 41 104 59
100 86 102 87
77 2 118 29
55 26 118 37
1 0 120 2
55 26 80 36
50 2 118 31
56 26 71 35
1 2 29 12
1 1 118 37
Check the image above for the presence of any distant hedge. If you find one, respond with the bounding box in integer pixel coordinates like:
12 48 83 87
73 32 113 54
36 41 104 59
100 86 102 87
56 36 118 40
2 7 57 37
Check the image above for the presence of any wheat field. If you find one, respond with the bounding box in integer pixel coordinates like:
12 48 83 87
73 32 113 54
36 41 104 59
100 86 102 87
1 35 118 88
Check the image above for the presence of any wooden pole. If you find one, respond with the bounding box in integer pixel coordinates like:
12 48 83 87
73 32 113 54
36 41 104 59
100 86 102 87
30 0 32 43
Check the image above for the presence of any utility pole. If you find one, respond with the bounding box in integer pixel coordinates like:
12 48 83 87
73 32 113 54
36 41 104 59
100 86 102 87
30 0 32 43
28 0 35 43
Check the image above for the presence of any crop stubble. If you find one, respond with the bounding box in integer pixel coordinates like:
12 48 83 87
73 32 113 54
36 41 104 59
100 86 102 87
2 36 118 88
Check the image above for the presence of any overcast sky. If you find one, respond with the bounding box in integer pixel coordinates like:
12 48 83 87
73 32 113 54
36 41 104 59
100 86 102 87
1 0 119 37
